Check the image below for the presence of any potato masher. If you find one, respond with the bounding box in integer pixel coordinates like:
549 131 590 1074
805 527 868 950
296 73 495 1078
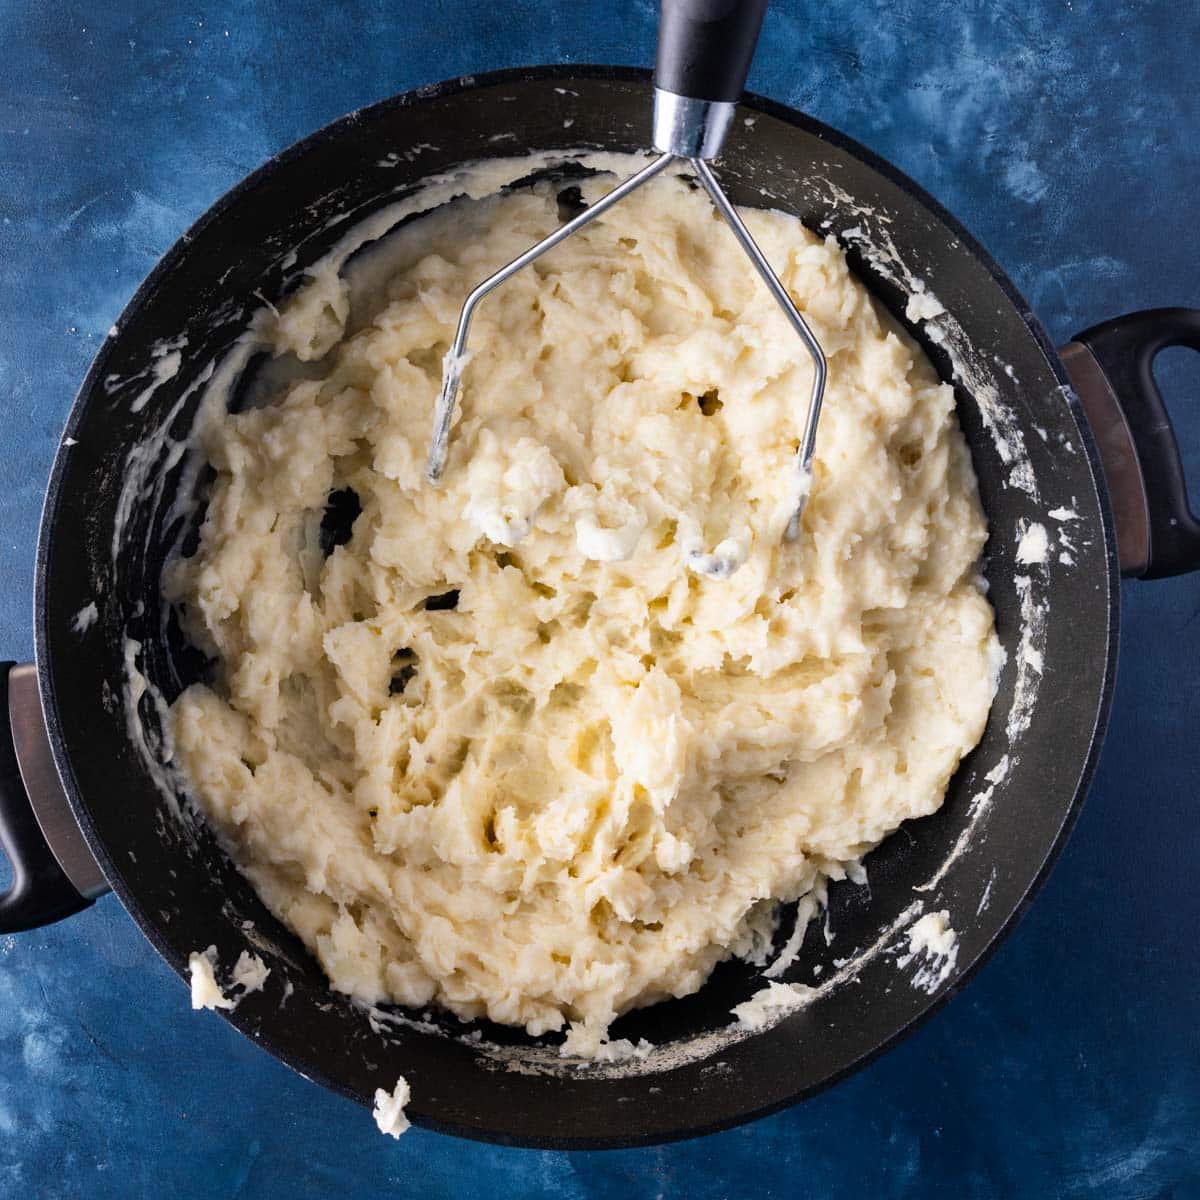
425 0 827 573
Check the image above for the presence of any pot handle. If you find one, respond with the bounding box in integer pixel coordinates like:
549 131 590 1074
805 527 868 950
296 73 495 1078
1061 308 1200 579
0 662 105 933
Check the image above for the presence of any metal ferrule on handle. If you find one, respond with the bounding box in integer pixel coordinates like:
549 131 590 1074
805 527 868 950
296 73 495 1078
651 90 737 159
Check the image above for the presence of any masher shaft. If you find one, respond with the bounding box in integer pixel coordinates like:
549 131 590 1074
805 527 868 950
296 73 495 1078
691 157 826 538
426 152 676 484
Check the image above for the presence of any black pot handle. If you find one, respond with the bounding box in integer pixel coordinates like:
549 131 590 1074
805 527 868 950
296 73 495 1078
1062 308 1200 579
655 0 768 102
0 662 94 932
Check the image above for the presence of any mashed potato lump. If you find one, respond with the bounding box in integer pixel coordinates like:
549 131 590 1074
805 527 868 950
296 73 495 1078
168 161 998 1055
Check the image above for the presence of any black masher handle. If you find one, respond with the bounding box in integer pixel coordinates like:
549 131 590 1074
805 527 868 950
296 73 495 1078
655 0 768 102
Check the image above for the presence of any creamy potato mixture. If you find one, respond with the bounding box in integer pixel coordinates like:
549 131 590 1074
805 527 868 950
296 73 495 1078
168 163 998 1055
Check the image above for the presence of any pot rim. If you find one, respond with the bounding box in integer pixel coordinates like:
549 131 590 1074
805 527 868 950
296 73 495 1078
31 63 1121 1148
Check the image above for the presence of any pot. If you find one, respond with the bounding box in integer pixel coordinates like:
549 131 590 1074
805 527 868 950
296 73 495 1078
2 67 1198 1148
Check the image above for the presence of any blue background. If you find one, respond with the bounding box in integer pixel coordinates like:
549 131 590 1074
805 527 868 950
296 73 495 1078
2 1 1198 1196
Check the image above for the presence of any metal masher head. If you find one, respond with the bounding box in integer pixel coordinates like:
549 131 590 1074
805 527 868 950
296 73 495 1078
426 0 827 565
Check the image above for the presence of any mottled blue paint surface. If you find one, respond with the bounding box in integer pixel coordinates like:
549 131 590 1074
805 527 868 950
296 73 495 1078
2 2 1199 1196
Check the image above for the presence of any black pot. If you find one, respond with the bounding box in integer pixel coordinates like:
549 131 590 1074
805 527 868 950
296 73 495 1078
2 67 1198 1149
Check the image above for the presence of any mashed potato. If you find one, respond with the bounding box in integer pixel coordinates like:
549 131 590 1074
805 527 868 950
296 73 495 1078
168 163 997 1055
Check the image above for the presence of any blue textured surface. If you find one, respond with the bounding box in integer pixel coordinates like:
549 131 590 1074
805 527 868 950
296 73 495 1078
2 2 1199 1195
